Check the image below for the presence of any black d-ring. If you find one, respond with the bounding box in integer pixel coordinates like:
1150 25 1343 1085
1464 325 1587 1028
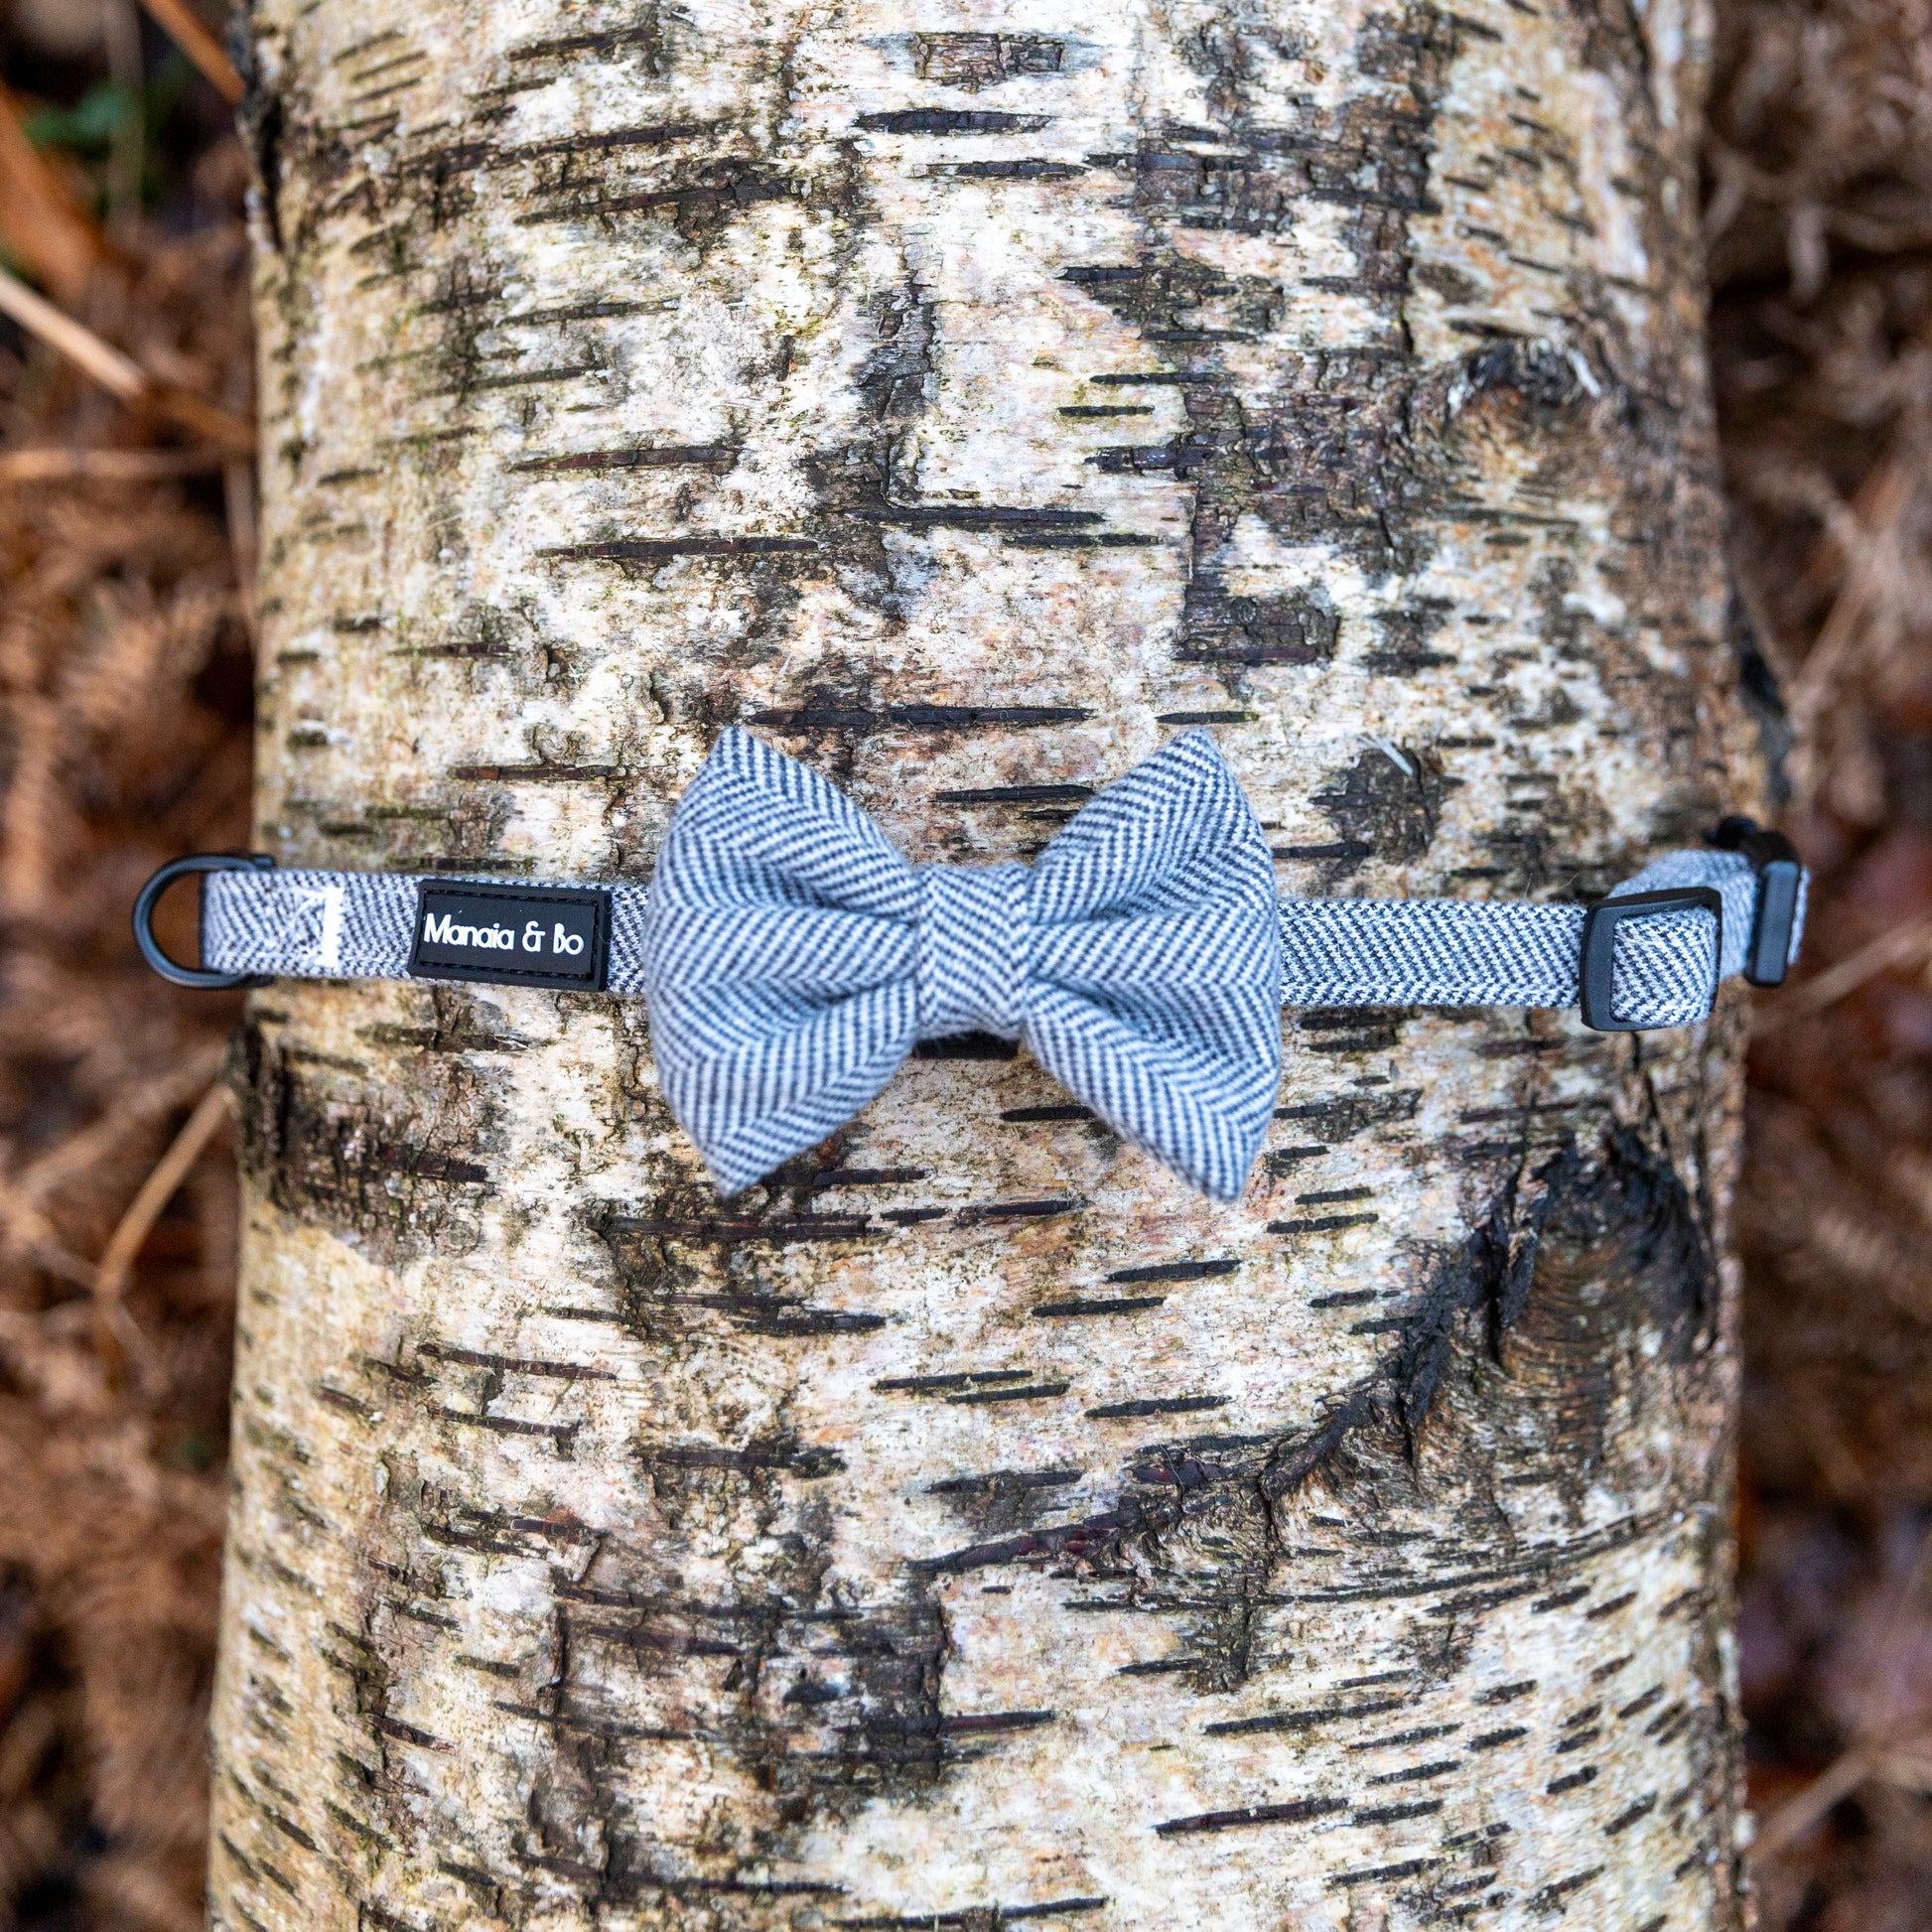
133 853 278 989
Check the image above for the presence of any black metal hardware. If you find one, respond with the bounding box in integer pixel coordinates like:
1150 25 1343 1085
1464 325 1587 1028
132 853 278 989
1710 816 1804 987
1579 887 1724 1032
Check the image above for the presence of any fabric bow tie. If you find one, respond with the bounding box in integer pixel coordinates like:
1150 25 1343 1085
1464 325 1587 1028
636 729 1285 1199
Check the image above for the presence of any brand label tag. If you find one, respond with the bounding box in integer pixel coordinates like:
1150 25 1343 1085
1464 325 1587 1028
408 882 611 991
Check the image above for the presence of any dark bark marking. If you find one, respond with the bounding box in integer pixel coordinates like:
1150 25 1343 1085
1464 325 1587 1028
641 1440 846 1479
926 1469 1082 1540
606 1216 875 1244
1347 1727 1463 1754
370 1714 452 1751
1032 1298 1165 1317
1086 1396 1226 1420
1445 1823 1514 1850
1275 1087 1423 1142
232 1018 503 1266
1351 1797 1444 1824
670 1294 888 1338
832 1899 1105 1929
914 1034 1022 1060
434 1410 578 1449
1527 1865 1604 1908
1153 1795 1349 1837
1584 1588 1638 1619
948 1384 1072 1407
913 35 1066 88
510 445 737 474
416 1344 618 1380
1206 1696 1410 1738
929 160 1085 181
504 23 659 64
1107 1257 1239 1284
1306 742 1452 880
1276 840 1373 863
1365 1757 1462 1784
751 704 1092 733
855 109 1047 134
1260 1123 1712 1506
1481 1681 1536 1707
1327 1858 1442 1889
937 783 1094 805
878 1372 1038 1394
539 536 821 564
937 1710 1055 1735
1532 1585 1589 1611
1603 1794 1657 1835
488 119 719 164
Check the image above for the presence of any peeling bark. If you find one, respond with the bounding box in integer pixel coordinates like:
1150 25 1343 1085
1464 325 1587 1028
211 0 1760 1922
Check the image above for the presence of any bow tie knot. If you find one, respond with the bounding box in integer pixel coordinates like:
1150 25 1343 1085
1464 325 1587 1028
638 728 1284 1200
916 864 1029 1038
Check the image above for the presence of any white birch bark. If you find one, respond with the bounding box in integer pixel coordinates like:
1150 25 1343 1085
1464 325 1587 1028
210 0 1760 1923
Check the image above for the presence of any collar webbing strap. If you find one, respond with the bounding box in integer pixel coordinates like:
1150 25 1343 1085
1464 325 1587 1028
176 842 1801 1033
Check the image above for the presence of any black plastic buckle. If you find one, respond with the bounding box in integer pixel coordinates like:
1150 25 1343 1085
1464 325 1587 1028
1579 887 1724 1032
1711 816 1803 988
133 852 278 989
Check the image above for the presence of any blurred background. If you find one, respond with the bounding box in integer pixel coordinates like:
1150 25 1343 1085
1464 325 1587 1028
0 0 1928 1922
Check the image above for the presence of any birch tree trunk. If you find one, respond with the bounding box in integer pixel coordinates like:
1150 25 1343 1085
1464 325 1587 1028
211 0 1758 1922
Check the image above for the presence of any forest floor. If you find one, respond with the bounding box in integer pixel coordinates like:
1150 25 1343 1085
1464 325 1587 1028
1 0 1930 1923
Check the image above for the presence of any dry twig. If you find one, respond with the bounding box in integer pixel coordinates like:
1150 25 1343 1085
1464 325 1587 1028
0 446 226 483
93 1081 229 1307
0 263 253 455
1755 918 1932 1031
135 0 245 104
92 1080 230 1378
0 80 105 308
1755 1745 1879 1859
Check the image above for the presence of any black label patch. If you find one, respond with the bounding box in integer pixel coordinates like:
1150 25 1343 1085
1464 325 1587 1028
408 882 611 991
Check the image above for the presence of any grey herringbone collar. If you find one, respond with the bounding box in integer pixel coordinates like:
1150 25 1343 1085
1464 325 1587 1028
138 732 1805 1200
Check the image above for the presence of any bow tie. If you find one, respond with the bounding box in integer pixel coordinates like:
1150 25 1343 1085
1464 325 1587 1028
636 729 1285 1200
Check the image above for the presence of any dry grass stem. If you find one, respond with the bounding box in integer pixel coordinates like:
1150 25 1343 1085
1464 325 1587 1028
1755 1746 1879 1859
0 264 145 400
0 263 254 453
93 1080 229 1308
1755 916 1932 1029
134 0 244 102
0 80 105 307
0 446 227 482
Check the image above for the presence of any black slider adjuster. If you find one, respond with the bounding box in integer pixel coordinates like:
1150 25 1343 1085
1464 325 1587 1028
133 852 278 989
1578 888 1725 1033
1711 817 1803 988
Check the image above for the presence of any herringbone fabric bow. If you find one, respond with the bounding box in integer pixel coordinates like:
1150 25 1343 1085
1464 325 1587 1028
636 729 1285 1199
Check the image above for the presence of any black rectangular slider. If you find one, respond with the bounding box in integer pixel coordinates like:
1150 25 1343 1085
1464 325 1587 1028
1712 817 1803 988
